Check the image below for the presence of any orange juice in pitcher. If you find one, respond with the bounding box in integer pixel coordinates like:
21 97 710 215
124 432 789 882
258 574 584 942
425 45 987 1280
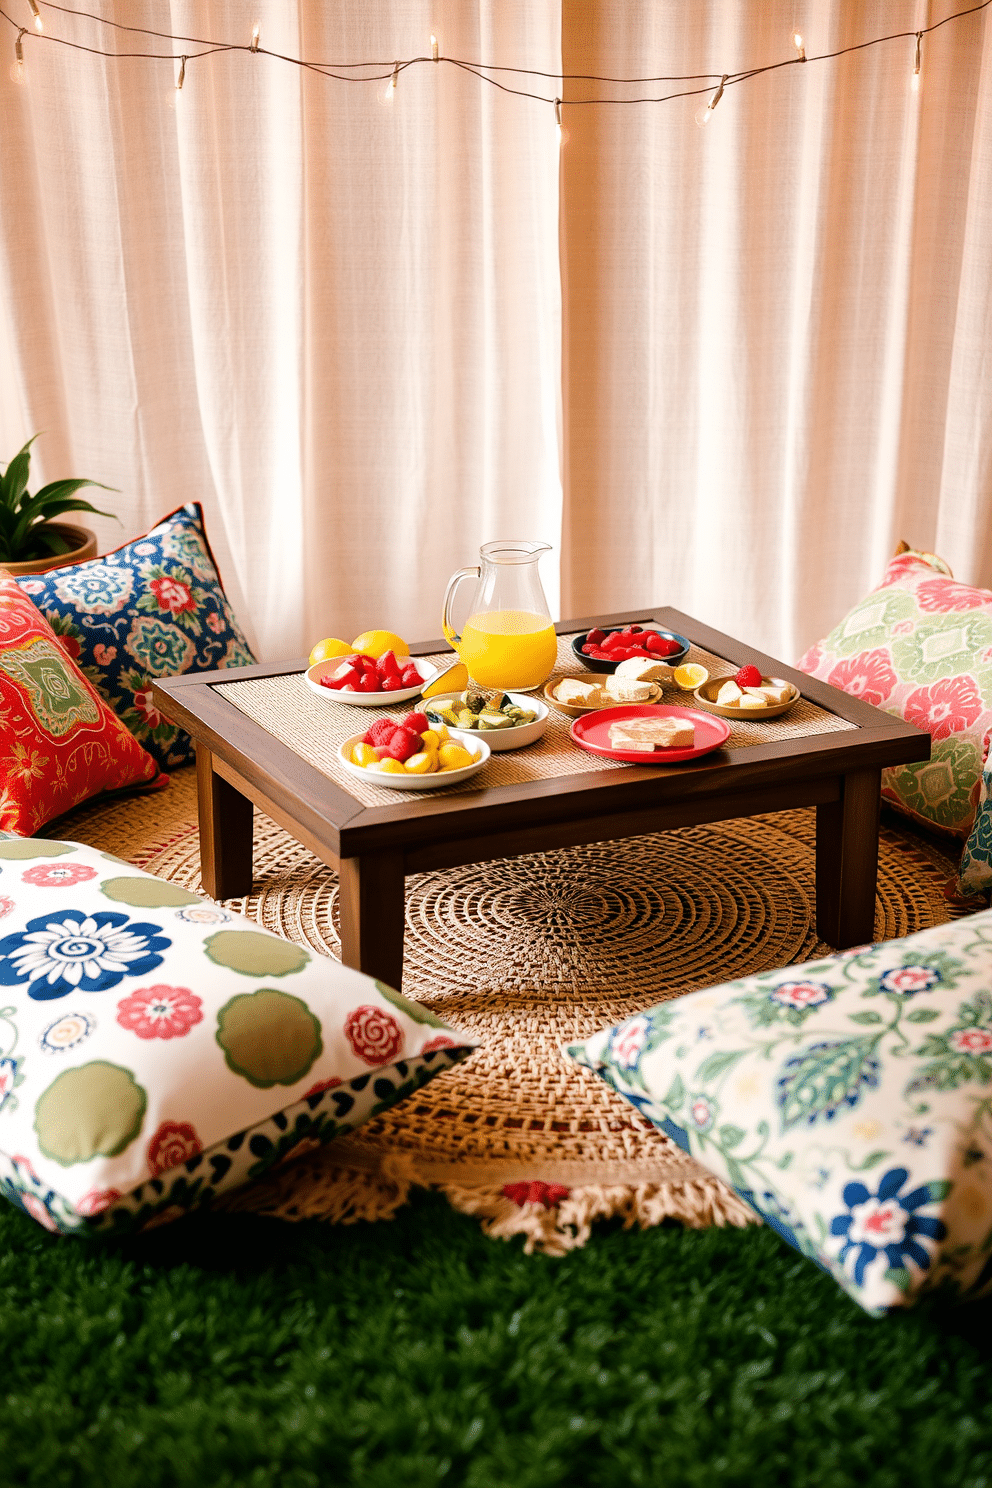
442 542 557 692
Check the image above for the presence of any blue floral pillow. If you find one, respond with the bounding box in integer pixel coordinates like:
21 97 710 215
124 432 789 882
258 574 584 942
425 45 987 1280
567 913 992 1316
16 504 255 771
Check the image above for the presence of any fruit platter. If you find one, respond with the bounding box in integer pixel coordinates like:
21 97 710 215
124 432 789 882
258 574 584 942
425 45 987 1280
423 690 549 750
337 710 490 789
571 624 689 674
306 628 440 706
693 666 800 719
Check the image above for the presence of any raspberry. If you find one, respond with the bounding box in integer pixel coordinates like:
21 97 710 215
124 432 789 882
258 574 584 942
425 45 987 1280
735 665 762 688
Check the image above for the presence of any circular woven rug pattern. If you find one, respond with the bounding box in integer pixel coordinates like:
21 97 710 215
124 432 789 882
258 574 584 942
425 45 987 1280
51 767 968 1252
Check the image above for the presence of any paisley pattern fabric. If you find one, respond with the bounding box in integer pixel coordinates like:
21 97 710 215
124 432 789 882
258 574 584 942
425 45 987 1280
0 577 161 835
796 549 992 897
0 834 477 1234
567 912 992 1316
16 504 256 771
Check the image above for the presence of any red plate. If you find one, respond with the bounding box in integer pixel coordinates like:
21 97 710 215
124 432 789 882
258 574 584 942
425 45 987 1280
570 705 731 764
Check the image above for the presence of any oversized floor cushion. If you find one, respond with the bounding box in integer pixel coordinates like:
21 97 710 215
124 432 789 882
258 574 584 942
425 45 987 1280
0 834 477 1235
796 547 992 898
567 913 992 1316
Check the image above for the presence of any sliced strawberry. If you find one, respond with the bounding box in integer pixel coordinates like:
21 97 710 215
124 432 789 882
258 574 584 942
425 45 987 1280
319 676 340 689
359 672 380 692
581 643 598 655
400 664 421 687
381 675 405 691
588 646 613 660
602 631 626 651
735 664 763 688
376 650 401 680
585 627 605 645
402 711 429 736
365 718 397 747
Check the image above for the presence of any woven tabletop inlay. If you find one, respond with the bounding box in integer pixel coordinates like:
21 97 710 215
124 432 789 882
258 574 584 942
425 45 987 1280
217 630 857 807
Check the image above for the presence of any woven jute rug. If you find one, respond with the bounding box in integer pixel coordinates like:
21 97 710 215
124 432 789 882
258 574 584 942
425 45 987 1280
47 766 971 1253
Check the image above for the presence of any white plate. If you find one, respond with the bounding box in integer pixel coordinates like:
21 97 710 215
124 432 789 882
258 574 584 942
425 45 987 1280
305 656 438 707
421 692 549 751
337 729 490 789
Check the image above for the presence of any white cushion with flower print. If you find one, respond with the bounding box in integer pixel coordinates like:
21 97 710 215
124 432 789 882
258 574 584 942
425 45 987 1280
0 833 477 1235
567 912 992 1316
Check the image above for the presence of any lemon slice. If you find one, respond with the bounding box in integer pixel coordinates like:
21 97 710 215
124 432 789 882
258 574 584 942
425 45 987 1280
673 663 709 691
422 660 469 698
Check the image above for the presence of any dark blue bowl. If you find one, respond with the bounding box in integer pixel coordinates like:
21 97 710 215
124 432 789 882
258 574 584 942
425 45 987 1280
571 626 690 674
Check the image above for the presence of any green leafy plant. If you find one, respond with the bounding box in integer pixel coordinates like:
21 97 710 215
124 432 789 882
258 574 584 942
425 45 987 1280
0 434 117 564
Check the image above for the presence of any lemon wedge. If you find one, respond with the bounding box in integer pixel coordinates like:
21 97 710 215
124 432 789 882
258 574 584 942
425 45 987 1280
422 660 469 698
673 663 709 691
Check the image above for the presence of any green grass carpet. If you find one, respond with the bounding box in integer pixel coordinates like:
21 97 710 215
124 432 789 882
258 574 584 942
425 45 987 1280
0 1194 989 1488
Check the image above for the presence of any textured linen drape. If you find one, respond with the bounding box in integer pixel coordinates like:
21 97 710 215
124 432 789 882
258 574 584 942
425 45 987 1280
0 0 563 658
1 1 991 664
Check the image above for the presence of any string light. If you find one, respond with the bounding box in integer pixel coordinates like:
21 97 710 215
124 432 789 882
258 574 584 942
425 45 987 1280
2 0 989 113
695 73 726 127
250 21 260 53
9 23 25 82
175 52 185 92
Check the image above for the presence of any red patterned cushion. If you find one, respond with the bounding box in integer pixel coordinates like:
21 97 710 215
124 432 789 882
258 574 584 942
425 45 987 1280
797 550 992 895
0 576 161 834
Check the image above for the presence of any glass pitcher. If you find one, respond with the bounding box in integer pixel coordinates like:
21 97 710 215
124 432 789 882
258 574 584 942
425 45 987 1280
441 540 558 691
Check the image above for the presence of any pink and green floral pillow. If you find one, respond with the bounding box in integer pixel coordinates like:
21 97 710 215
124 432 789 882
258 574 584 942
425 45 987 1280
0 833 477 1235
567 911 992 1316
16 504 255 772
797 549 992 897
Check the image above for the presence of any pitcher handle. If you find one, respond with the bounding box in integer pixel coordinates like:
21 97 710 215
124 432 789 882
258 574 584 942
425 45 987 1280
441 566 479 647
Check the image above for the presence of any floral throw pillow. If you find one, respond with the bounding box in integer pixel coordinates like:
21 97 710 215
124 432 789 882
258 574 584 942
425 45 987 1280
567 913 992 1316
0 577 162 834
17 503 255 772
0 834 477 1235
796 548 992 897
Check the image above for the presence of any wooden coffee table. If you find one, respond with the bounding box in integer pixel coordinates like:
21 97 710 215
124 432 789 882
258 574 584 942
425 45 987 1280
153 609 930 991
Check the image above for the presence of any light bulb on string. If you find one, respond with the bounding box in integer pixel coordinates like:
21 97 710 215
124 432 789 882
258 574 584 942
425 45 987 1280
10 28 26 84
695 73 727 127
250 21 261 53
27 0 42 33
793 31 806 61
168 52 185 107
554 96 564 146
911 31 922 92
430 33 438 62
380 60 398 105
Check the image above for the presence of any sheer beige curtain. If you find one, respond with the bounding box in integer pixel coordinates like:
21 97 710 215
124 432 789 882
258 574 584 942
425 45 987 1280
0 1 563 658
560 1 992 660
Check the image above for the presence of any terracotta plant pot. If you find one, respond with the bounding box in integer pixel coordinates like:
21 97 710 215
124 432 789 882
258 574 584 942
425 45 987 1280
0 523 97 576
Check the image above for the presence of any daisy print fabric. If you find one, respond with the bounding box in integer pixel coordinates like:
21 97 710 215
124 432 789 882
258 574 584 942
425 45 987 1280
16 503 256 772
567 912 992 1315
0 835 477 1235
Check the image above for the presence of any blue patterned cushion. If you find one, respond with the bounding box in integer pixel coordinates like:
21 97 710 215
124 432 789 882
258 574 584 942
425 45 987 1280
16 504 255 771
567 913 992 1316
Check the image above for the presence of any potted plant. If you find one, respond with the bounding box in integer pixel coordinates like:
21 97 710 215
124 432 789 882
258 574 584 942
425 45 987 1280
0 434 117 575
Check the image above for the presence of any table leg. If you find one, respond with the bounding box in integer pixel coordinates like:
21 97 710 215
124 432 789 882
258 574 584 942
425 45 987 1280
196 745 255 899
338 852 406 991
815 768 882 948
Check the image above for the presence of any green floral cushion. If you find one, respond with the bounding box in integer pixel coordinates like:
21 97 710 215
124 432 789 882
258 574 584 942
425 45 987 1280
0 835 477 1235
796 549 992 897
567 913 992 1316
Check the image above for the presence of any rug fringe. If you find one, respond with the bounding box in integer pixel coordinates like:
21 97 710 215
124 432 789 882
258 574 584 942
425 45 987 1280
442 1178 758 1256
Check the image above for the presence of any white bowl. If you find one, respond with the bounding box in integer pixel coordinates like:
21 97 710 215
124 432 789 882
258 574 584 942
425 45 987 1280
305 656 438 707
337 729 491 790
420 692 549 751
